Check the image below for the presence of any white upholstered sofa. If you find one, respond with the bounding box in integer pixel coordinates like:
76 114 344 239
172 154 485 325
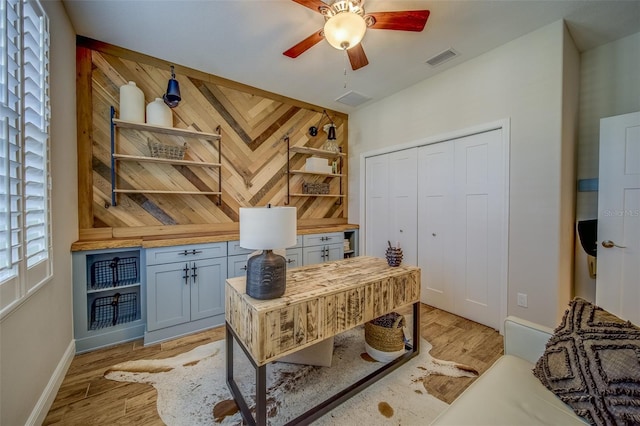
431 316 588 425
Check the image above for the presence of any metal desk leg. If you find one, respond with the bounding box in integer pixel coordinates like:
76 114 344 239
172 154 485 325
227 323 262 426
413 301 421 352
256 364 267 425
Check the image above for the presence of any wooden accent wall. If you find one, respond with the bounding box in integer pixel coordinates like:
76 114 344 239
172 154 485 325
76 37 348 239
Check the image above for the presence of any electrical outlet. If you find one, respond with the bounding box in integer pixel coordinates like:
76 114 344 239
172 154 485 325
517 293 528 308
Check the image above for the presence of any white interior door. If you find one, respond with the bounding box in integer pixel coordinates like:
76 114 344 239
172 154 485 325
417 142 455 311
596 111 640 325
451 129 506 330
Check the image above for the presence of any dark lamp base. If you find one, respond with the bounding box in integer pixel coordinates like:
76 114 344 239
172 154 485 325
246 250 286 299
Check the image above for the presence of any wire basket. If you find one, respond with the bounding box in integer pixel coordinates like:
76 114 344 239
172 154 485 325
302 182 330 194
147 140 187 160
90 292 138 330
90 256 138 290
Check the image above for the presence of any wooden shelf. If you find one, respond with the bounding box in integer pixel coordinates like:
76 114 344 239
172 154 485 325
113 189 222 196
289 170 344 178
110 107 223 207
285 137 345 206
113 154 221 168
291 193 345 198
113 118 221 140
289 146 345 158
87 282 141 295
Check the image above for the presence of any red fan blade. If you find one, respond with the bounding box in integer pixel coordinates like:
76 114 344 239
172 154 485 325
283 29 324 58
347 44 369 70
291 0 326 13
367 10 430 31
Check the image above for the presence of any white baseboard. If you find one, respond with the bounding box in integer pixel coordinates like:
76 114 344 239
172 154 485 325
26 339 76 426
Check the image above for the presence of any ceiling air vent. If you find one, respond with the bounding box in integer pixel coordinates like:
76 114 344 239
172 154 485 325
425 48 459 67
336 91 371 107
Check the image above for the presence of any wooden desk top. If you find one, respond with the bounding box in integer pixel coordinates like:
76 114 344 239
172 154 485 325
225 256 420 365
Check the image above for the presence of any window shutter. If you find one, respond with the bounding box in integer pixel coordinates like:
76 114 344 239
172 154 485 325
0 0 22 286
0 0 50 313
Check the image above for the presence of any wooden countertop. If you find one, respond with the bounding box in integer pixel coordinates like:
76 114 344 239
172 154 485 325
71 224 359 251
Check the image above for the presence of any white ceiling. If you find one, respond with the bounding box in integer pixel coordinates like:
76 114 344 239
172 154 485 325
62 0 640 113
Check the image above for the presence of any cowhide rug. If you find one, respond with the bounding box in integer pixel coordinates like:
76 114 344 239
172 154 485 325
105 326 477 425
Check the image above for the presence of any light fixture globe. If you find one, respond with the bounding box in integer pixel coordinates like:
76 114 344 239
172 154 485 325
323 12 367 50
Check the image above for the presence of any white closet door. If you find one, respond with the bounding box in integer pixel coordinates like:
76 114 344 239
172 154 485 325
389 149 418 265
417 143 455 311
365 154 390 258
452 129 505 330
365 127 507 330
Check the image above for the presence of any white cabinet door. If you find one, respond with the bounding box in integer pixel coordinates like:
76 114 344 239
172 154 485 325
285 248 303 268
147 263 191 331
190 258 226 322
417 142 455 311
326 244 343 262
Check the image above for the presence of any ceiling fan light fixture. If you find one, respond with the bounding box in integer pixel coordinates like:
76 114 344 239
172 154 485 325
323 12 367 50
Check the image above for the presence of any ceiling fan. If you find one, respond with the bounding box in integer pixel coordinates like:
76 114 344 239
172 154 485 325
283 0 430 70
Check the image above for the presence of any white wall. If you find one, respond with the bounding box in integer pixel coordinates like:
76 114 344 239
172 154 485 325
349 20 578 328
573 32 640 301
0 1 77 424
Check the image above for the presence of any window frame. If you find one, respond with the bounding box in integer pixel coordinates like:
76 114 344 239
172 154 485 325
0 0 51 320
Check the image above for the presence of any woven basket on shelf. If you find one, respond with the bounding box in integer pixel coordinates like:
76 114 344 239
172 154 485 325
147 140 187 160
364 312 406 353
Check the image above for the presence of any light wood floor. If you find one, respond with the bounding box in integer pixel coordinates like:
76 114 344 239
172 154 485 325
43 304 503 425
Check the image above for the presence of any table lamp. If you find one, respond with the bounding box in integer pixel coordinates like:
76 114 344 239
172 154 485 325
239 205 297 299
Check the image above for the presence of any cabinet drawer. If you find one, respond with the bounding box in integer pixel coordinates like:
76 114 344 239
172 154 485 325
229 236 302 255
146 242 227 265
303 232 343 247
227 254 249 279
227 241 253 256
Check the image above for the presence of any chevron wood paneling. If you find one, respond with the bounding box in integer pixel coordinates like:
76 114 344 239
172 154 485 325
77 39 348 237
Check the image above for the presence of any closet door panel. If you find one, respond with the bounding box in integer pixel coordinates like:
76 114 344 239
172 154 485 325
365 155 390 258
452 129 504 330
418 143 455 310
389 149 418 265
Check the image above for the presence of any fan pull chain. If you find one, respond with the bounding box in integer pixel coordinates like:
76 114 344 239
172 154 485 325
343 49 349 89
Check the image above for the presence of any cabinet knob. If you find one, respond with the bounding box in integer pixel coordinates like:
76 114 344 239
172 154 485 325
286 258 295 264
241 266 247 271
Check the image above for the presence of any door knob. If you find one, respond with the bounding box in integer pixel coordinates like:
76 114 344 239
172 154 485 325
601 240 626 249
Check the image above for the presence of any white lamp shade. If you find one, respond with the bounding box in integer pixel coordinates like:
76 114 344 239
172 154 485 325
323 12 367 50
239 206 297 250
